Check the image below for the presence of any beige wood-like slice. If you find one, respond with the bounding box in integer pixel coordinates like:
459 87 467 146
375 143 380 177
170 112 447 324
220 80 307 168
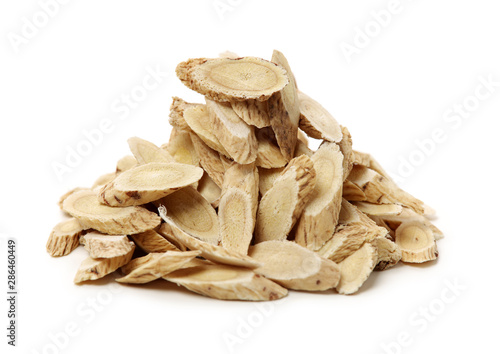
164 264 287 301
166 128 200 167
62 189 161 235
294 138 313 158
128 137 174 164
249 241 340 291
58 187 87 211
352 201 403 216
336 242 377 295
46 218 85 257
342 179 367 201
98 162 203 207
197 172 221 208
255 128 287 168
92 172 116 190
74 242 135 283
176 57 288 102
395 221 438 263
258 167 284 197
116 155 137 174
231 99 271 128
295 142 344 251
157 223 187 251
372 237 402 270
338 126 353 181
219 153 234 170
130 229 180 253
82 232 133 259
169 97 201 132
352 150 393 182
378 207 444 240
219 163 259 254
190 133 226 188
369 216 396 241
255 155 316 243
297 129 309 146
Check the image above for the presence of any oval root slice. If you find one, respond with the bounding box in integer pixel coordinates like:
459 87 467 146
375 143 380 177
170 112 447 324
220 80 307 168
46 218 85 257
395 221 438 263
298 91 342 143
83 232 133 259
336 242 377 295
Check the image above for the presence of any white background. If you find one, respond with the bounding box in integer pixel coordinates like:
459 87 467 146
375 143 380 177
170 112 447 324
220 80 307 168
1 1 499 353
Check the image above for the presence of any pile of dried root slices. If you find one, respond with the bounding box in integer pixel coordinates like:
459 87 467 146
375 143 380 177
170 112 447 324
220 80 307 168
48 50 442 301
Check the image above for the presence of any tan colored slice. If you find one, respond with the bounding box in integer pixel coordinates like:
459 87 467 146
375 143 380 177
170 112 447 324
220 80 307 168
164 264 287 301
352 201 403 216
249 241 340 291
168 97 201 132
62 189 161 235
82 232 133 259
298 91 342 143
219 163 259 254
190 133 226 188
297 129 308 146
395 221 438 263
197 172 222 208
130 229 179 253
352 150 393 182
92 172 116 190
116 155 138 173
372 237 402 271
128 137 174 164
258 167 284 197
176 56 288 102
98 162 203 207
342 179 367 201
295 142 344 251
336 242 377 295
294 138 313 158
166 128 200 166
58 187 87 211
255 155 316 243
378 207 444 240
255 128 287 168
338 126 353 180
231 99 271 128
46 218 85 257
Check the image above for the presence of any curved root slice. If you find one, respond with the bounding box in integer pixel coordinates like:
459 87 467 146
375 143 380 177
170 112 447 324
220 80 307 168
83 232 133 259
352 150 393 182
164 264 287 301
128 137 174 164
46 218 85 257
116 251 201 284
176 57 288 102
190 133 226 188
294 138 313 158
249 241 340 291
395 221 438 263
63 189 161 235
336 242 377 295
353 201 403 216
98 162 203 207
116 155 138 174
231 99 271 128
197 172 221 208
372 237 402 270
130 229 179 253
157 224 187 251
166 129 200 166
298 91 342 143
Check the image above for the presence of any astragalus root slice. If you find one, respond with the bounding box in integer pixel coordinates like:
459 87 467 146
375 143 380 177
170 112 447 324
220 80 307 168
395 221 438 263
168 97 201 132
255 155 316 243
63 189 161 235
298 91 342 143
58 187 87 211
116 155 137 174
116 251 201 284
130 229 180 253
205 98 258 164
46 218 85 257
258 167 284 196
336 242 377 295
92 172 116 190
255 128 287 168
379 207 444 240
295 142 344 251
128 137 174 164
219 163 259 254
231 99 271 128
338 126 353 180
157 223 187 251
372 237 402 271
197 172 221 208
353 201 403 216
352 150 393 182
166 129 200 166
82 232 133 259
159 208 261 269
176 57 288 102
98 162 203 207
190 133 226 188
164 264 287 301
249 241 340 291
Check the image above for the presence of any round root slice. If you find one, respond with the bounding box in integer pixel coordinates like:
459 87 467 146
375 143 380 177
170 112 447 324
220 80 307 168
176 57 289 102
249 241 340 291
373 237 402 271
128 137 174 164
63 189 161 235
98 162 203 207
353 202 403 216
74 242 135 284
116 251 201 284
116 155 138 174
46 218 85 257
395 221 438 263
82 232 133 259
164 264 288 301
231 99 271 128
298 91 342 143
130 229 180 253
336 242 378 295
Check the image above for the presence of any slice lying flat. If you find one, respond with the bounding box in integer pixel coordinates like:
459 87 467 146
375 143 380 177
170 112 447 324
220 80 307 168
336 242 377 295
298 91 342 143
82 232 133 259
46 218 85 257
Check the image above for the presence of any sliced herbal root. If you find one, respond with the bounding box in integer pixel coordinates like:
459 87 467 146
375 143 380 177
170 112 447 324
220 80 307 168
190 133 226 188
74 243 135 284
347 165 425 214
369 216 396 241
63 189 161 235
219 163 259 255
159 208 261 269
205 98 258 164
130 229 179 253
336 242 377 295
255 155 316 243
249 241 340 291
46 218 85 257
379 207 444 240
98 162 203 207
197 172 221 208
295 142 344 251
352 150 393 182
169 97 201 132
294 138 313 158
128 137 174 164
298 91 342 143
352 201 403 216
372 237 402 271
116 251 201 284
338 126 353 180
58 187 87 211
82 232 133 259
342 180 367 201
231 99 271 128
255 128 287 169
395 221 438 263
258 167 284 197
297 129 309 146
166 128 200 166
116 155 138 174
176 56 288 102
164 264 287 301
157 223 187 251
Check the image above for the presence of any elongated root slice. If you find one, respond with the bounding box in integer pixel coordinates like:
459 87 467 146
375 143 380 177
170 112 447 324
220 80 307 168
154 187 220 245
295 142 344 251
219 163 259 255
395 221 438 263
205 98 258 164
98 162 203 207
169 97 201 132
166 128 200 166
298 91 343 143
159 207 261 269
197 172 221 208
317 199 388 263
255 128 288 168
352 150 393 182
378 207 444 240
46 218 85 257
353 201 403 216
127 137 174 164
157 223 187 251
82 232 133 259
130 229 180 253
231 99 271 128
116 155 138 174
342 180 367 201
164 264 287 301
190 133 226 188
255 155 316 243
372 237 402 270
74 242 135 283
249 241 340 291
176 57 288 102
63 189 161 235
338 126 353 180
116 250 201 284
336 242 378 295
347 165 425 215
